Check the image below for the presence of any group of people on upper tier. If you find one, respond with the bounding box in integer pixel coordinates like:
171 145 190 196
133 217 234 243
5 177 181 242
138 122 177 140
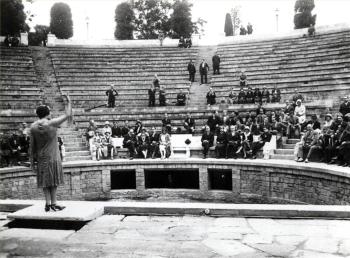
178 36 192 48
240 23 253 35
187 55 221 85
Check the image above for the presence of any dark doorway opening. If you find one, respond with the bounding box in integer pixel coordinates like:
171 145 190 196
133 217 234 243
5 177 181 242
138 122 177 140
111 170 136 190
145 169 199 189
208 169 232 191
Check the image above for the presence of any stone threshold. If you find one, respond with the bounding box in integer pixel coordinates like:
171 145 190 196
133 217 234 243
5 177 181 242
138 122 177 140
2 200 350 220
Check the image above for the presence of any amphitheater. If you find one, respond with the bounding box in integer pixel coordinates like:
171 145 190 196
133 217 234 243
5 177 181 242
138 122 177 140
1 25 350 257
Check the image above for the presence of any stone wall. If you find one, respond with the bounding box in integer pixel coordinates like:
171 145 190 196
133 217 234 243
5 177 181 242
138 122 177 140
1 160 349 205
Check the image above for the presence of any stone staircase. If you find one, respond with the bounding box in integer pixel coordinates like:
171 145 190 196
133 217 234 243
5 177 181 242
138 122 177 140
189 45 218 108
270 138 299 160
30 47 90 162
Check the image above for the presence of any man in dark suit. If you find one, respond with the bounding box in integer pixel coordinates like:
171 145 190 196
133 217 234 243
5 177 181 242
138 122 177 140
187 60 196 82
201 126 214 159
123 129 137 160
137 129 150 159
162 113 172 134
207 111 221 133
199 59 209 84
148 85 156 107
215 127 227 158
339 96 350 117
184 112 195 133
212 54 221 75
105 84 118 108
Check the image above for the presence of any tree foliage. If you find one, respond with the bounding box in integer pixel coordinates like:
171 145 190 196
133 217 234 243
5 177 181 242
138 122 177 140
29 25 50 46
192 17 207 37
115 2 135 39
133 0 172 39
231 6 241 36
0 0 28 36
294 0 316 29
224 13 233 36
50 2 73 39
170 0 193 38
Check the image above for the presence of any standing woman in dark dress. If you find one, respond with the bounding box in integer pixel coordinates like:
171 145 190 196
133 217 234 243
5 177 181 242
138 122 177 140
29 95 72 212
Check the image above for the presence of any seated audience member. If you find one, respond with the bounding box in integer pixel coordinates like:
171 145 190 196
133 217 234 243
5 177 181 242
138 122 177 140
201 126 214 159
306 114 321 130
221 110 230 131
294 124 314 162
287 112 301 139
330 114 346 132
162 113 172 134
159 86 166 106
18 125 30 155
247 23 253 35
0 134 11 167
226 126 241 159
153 74 160 89
292 88 304 105
159 127 171 159
207 111 221 134
4 35 11 47
93 131 104 161
215 127 227 158
102 131 114 160
284 100 295 115
242 126 253 158
339 96 350 117
176 90 186 106
111 121 122 138
121 120 130 137
253 87 262 104
184 112 195 134
178 36 186 48
251 127 272 159
102 121 112 135
237 88 246 104
228 88 238 104
206 87 216 106
185 38 192 48
323 128 336 163
261 86 270 104
323 113 333 130
137 129 150 159
304 129 322 163
239 71 247 87
308 24 316 37
57 137 65 162
212 54 221 75
148 85 156 107
239 25 247 35
123 129 137 160
271 85 281 103
134 120 144 136
294 99 306 125
245 87 254 104
149 127 160 159
86 120 97 147
329 125 346 164
337 116 350 167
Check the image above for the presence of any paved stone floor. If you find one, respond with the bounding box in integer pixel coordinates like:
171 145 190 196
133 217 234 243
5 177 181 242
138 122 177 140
1 212 350 257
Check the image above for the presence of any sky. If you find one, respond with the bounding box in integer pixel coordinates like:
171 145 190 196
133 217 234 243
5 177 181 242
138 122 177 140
24 0 350 40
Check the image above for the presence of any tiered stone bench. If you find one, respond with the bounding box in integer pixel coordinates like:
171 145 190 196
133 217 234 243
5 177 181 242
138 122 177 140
49 46 198 108
0 47 41 110
211 29 350 104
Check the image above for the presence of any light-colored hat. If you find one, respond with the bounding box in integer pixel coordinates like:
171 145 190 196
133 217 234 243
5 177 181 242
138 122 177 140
244 126 250 131
105 121 110 125
296 99 302 103
325 113 332 119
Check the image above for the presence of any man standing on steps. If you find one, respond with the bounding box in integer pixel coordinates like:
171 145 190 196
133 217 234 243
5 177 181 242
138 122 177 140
105 84 118 108
199 59 209 85
212 54 221 75
187 59 196 82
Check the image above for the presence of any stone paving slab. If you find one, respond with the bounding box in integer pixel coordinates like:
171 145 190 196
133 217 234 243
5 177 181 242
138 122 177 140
7 201 104 222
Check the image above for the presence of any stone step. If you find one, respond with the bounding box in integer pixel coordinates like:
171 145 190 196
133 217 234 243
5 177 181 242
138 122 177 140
65 150 90 157
287 139 300 144
64 155 91 162
282 143 295 149
65 146 87 152
270 154 294 160
274 149 294 155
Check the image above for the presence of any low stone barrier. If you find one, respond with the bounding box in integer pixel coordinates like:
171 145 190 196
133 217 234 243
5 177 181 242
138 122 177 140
1 159 349 205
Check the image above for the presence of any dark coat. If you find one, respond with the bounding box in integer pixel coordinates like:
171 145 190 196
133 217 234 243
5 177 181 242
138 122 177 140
199 62 209 74
106 89 118 101
187 62 196 74
201 131 214 146
212 55 220 66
